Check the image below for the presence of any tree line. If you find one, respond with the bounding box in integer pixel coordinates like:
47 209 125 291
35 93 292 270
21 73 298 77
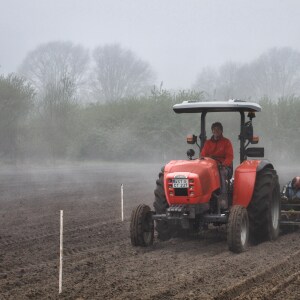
18 41 155 103
1 76 300 165
1 42 300 164
193 47 300 101
18 42 300 104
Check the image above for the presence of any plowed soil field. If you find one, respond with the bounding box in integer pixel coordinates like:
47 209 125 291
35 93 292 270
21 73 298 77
0 163 299 300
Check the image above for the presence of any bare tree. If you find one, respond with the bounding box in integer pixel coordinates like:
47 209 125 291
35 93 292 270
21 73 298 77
217 62 241 100
193 64 242 100
247 47 300 100
193 48 300 101
192 67 218 100
18 41 89 98
18 41 89 159
92 44 155 102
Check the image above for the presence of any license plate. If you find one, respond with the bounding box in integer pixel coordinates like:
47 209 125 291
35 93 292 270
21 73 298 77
172 179 189 188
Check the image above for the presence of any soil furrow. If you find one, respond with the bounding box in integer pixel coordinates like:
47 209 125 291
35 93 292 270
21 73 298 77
0 163 299 299
214 250 300 300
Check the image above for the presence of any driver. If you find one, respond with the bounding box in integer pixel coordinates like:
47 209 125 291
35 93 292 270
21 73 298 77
201 122 233 209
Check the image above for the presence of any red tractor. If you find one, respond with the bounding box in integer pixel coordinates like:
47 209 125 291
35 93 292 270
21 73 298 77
130 100 281 253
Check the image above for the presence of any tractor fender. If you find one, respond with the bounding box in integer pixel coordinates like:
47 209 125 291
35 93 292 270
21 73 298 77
233 160 274 207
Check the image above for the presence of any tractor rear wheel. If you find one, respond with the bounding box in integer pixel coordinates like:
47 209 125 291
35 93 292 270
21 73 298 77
247 168 280 244
227 205 249 253
130 204 154 247
153 170 172 241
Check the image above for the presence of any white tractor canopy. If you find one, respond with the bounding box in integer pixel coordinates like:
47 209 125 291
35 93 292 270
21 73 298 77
173 99 261 114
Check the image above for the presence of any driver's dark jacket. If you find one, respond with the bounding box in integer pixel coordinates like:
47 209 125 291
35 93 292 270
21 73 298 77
200 135 233 167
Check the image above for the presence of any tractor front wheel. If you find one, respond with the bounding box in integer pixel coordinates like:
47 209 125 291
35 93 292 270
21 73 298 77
227 205 249 253
130 204 154 247
154 170 172 241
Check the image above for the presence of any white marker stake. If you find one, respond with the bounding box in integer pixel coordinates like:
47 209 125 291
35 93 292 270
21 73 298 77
121 184 124 221
59 210 63 294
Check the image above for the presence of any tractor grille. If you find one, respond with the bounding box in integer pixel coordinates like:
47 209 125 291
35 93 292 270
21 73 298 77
174 188 188 196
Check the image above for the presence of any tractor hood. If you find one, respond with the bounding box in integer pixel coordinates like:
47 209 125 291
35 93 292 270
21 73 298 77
165 158 217 174
164 158 220 205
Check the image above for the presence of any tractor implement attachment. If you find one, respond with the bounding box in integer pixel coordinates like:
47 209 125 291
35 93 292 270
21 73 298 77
281 204 300 208
280 210 300 227
280 221 300 226
280 197 300 227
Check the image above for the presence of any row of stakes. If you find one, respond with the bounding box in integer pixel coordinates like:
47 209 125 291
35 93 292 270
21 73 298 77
59 184 124 294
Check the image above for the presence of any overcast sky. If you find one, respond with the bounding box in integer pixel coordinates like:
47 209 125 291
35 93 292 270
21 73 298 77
1 0 300 89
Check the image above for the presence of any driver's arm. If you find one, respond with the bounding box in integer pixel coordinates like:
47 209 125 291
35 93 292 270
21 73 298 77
200 141 209 157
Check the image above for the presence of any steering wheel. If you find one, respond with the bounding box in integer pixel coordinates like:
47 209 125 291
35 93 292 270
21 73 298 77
210 155 223 165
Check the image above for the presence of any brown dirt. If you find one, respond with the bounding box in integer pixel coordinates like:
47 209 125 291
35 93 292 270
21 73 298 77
0 162 299 300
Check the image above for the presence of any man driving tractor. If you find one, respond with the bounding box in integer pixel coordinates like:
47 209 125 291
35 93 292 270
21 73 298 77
201 122 233 209
130 99 283 253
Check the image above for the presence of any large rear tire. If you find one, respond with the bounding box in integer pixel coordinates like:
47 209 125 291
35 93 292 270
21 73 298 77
130 204 154 247
153 169 172 241
227 205 249 253
247 168 280 244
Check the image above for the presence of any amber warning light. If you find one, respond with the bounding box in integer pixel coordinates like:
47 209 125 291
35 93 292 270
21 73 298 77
187 134 197 144
251 136 259 144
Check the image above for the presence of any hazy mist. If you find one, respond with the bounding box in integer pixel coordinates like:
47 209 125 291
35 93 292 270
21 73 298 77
1 0 300 89
1 0 300 167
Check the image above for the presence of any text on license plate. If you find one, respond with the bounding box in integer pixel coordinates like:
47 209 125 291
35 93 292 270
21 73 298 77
172 179 189 188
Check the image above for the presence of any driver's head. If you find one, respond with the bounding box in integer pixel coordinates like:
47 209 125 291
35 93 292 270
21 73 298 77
211 122 223 140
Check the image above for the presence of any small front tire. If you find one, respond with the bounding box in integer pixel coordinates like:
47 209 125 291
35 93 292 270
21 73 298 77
154 169 172 241
130 204 154 247
227 205 249 253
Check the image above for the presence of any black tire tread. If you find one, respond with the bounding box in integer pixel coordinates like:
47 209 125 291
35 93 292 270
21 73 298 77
227 205 249 253
130 204 153 247
153 172 169 214
247 168 280 244
153 169 172 241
